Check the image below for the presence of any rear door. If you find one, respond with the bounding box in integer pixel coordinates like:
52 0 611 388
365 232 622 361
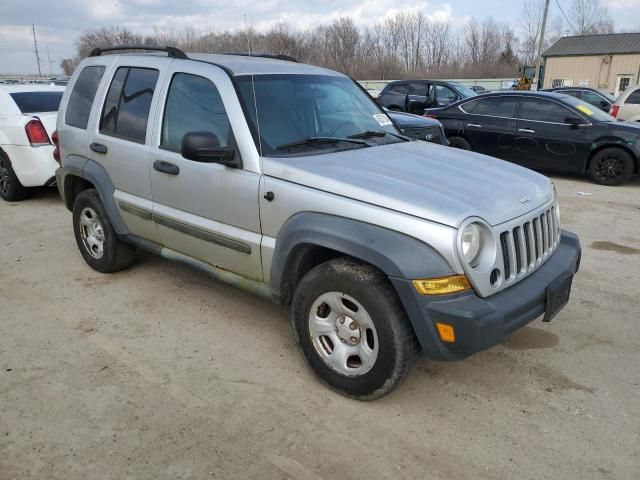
515 97 588 172
406 82 429 114
148 61 263 280
91 56 170 243
458 96 518 159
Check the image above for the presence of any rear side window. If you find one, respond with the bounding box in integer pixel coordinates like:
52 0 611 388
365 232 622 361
10 91 63 114
100 67 159 144
161 73 232 152
388 83 409 95
519 98 572 123
625 90 640 105
462 97 517 117
65 66 105 129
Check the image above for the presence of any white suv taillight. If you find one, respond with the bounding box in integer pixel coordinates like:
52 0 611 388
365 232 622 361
25 119 51 147
610 105 619 118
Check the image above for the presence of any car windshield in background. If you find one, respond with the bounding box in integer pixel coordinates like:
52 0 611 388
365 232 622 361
560 95 617 122
236 74 402 156
9 91 63 114
451 83 479 98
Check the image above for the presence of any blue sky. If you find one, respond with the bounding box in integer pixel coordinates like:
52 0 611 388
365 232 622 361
1 0 639 75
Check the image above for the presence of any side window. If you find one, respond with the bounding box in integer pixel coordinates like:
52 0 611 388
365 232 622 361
461 97 517 117
519 98 572 123
65 66 105 129
161 73 232 153
625 90 640 105
388 83 409 95
561 90 580 98
435 85 457 105
408 82 427 96
581 91 607 106
100 67 159 144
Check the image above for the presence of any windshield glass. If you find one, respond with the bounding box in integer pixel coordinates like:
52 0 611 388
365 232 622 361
560 95 617 122
451 83 479 98
10 91 63 113
236 74 402 156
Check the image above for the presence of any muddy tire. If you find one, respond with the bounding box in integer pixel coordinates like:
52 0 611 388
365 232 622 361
291 257 419 400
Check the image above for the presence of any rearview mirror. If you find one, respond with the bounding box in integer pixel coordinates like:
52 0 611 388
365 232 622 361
181 132 241 168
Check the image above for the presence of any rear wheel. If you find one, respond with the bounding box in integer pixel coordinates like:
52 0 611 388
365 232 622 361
290 257 419 400
0 153 28 201
72 189 136 273
448 136 471 150
588 148 635 186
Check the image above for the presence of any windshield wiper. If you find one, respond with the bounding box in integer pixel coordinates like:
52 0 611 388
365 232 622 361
276 136 370 151
347 130 409 141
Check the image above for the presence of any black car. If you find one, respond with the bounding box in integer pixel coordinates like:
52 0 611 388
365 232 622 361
386 109 448 145
544 87 615 112
376 80 478 114
425 91 640 185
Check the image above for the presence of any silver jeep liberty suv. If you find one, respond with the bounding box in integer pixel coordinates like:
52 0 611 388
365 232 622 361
55 46 581 399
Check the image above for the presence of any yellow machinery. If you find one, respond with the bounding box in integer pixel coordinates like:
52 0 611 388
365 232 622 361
515 65 536 90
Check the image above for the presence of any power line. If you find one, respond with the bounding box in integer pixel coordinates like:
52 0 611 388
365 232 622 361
555 0 575 32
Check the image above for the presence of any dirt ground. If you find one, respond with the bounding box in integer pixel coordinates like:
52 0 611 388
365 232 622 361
1 175 639 480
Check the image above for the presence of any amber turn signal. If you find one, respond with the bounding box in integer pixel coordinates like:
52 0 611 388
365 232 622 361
412 275 472 295
435 322 456 343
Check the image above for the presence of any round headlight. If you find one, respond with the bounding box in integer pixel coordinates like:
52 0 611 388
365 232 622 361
462 223 482 266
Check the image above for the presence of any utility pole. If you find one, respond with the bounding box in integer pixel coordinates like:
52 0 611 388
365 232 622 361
32 24 42 77
47 47 54 75
533 0 550 90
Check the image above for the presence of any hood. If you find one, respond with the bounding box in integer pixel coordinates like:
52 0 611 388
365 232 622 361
262 141 553 228
386 110 441 128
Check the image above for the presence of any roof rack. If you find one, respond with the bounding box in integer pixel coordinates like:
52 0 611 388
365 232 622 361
88 45 188 59
221 52 298 63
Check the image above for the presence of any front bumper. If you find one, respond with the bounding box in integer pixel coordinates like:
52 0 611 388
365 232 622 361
391 230 581 361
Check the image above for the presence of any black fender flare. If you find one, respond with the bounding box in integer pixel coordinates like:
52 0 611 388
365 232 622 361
60 155 129 235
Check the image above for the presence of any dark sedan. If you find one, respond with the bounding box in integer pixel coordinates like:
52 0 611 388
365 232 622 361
376 80 478 114
386 109 448 145
544 87 615 112
424 91 640 185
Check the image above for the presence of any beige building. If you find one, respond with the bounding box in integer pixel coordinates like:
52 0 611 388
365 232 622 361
542 33 640 96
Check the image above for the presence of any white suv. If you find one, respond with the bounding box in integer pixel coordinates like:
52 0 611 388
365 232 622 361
0 85 65 201
610 84 640 122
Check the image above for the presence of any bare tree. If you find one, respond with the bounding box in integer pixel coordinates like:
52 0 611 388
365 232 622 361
569 0 614 35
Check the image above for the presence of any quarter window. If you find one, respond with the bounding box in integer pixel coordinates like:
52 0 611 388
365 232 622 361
65 66 105 129
161 73 233 152
100 67 159 144
625 89 640 105
461 97 517 117
519 98 573 123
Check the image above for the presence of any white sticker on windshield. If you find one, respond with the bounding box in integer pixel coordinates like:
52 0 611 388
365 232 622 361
373 114 393 126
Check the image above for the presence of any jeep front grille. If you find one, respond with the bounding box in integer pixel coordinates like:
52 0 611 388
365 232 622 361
499 207 559 285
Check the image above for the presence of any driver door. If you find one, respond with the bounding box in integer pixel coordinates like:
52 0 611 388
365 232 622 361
148 61 263 280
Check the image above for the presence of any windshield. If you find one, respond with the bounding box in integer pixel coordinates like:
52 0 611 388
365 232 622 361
236 74 402 156
560 95 617 122
451 83 479 99
10 91 63 113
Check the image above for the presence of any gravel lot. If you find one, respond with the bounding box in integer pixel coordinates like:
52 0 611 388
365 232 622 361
1 175 639 480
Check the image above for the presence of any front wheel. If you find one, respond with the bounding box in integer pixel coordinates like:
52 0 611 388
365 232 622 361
588 148 635 186
448 136 472 150
290 258 419 400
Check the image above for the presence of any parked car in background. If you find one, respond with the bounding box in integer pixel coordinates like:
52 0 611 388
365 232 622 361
610 84 640 122
425 91 640 185
0 85 65 201
544 87 614 112
386 109 448 145
55 46 580 399
376 80 478 114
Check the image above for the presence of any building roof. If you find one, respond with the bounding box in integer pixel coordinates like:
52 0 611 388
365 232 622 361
543 33 640 57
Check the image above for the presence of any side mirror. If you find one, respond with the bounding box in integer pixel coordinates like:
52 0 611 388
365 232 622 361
600 100 610 110
564 116 583 126
181 132 241 168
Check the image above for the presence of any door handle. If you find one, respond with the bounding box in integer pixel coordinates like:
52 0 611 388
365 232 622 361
153 160 179 176
467 123 482 128
518 128 536 133
90 142 107 154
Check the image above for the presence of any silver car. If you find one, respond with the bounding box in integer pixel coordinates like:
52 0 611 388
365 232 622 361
55 46 581 399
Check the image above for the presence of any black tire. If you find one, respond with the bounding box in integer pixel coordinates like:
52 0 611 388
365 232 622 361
290 257 419 400
72 189 136 273
448 136 472 150
588 148 635 186
388 106 403 112
0 152 29 201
